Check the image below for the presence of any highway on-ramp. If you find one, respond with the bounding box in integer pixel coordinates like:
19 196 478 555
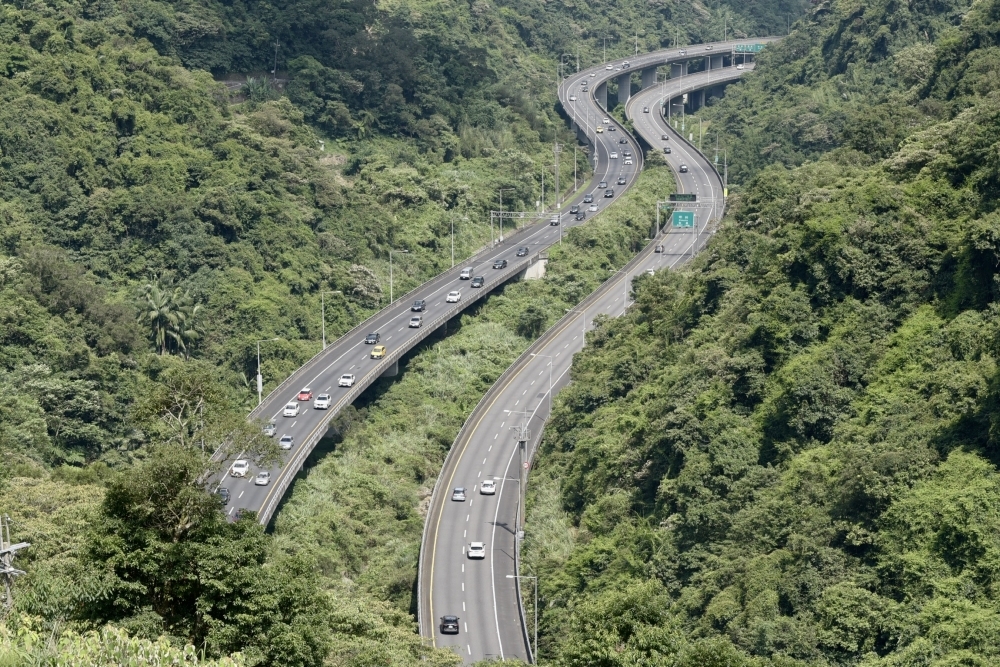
419 42 774 663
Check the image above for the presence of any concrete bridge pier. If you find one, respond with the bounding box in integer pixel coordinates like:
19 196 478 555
381 360 399 377
641 67 657 89
595 81 607 109
670 62 688 78
617 72 631 106
710 54 724 70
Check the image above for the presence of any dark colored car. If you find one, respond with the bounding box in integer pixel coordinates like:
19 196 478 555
516 247 529 257
570 205 579 214
608 126 616 131
582 86 589 92
661 134 670 140
471 276 485 288
575 212 586 221
412 299 426 312
655 244 664 253
364 332 380 344
583 194 594 203
618 137 628 144
440 616 460 634
664 147 672 154
617 177 627 185
217 488 231 505
604 189 614 198
679 164 688 173
598 181 608 189
493 259 508 269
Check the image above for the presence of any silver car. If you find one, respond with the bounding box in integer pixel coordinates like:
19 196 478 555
254 471 271 486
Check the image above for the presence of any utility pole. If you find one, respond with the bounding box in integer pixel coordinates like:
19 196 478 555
554 143 562 210
271 41 279 80
574 145 577 192
1 513 29 613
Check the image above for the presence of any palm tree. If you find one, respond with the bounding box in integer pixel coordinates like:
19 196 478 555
138 280 202 356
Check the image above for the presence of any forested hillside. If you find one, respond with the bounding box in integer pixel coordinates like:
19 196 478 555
0 0 799 661
525 0 1000 664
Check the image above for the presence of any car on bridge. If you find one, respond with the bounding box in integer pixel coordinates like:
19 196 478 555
364 332 380 344
664 147 672 154
467 542 486 559
655 244 665 253
679 164 689 173
297 388 313 401
588 204 599 212
596 127 603 133
705 44 714 50
610 152 618 159
412 299 426 311
617 177 627 185
583 194 594 203
339 374 356 387
410 315 423 327
314 394 331 409
662 134 670 140
262 421 276 437
602 117 610 124
440 616 460 634
599 181 607 188
283 402 299 417
371 345 387 359
493 259 508 269
471 276 485 288
624 158 633 165
230 460 250 477
460 267 474 279
619 137 628 144
643 106 649 113
569 95 577 101
517 247 529 257
575 212 586 221
279 435 293 450
217 488 231 505
608 126 616 131
605 189 615 198
446 290 461 303
254 471 271 486
481 479 496 494
582 86 588 92
570 205 579 214
737 63 745 70
452 487 466 501
550 216 560 226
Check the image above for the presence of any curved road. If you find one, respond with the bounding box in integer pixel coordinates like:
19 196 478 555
420 42 774 663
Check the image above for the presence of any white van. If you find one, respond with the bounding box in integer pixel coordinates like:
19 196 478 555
460 267 474 279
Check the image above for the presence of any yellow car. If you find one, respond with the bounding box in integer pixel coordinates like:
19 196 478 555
596 127 604 133
371 345 387 359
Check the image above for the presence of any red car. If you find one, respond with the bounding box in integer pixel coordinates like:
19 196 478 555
297 388 313 401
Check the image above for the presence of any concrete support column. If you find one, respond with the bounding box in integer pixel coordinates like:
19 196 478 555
617 72 630 106
695 89 705 110
641 67 657 89
595 81 607 110
670 62 687 78
711 55 724 70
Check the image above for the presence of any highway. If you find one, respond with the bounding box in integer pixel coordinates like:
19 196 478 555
214 58 646 525
419 42 774 663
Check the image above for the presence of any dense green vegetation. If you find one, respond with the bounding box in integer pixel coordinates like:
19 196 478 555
0 0 796 660
524 0 1000 664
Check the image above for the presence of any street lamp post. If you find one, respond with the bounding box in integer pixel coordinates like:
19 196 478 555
390 249 409 303
529 353 553 415
565 307 587 339
506 574 538 662
256 337 280 406
499 187 515 243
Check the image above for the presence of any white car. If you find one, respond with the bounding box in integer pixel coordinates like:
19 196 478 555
480 479 496 495
283 402 299 417
338 374 355 388
588 204 598 212
313 393 331 409
602 117 610 124
254 471 271 486
605 65 613 70
624 158 633 165
446 290 461 303
230 460 250 477
610 152 618 159
467 542 486 559
278 435 293 450
736 63 745 70
410 315 422 328
569 95 577 101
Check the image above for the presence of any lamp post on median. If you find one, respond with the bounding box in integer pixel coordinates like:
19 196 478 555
566 307 587 339
390 249 409 304
506 574 538 662
256 337 280 407
450 214 468 268
529 353 553 415
499 187 515 244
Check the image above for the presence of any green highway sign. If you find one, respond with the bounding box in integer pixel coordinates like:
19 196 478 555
669 193 697 202
672 211 695 228
734 43 767 53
